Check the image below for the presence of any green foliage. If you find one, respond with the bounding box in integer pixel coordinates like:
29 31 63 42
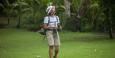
47 2 53 6
71 0 83 13
20 0 65 31
0 3 4 8
83 2 103 31
57 5 65 12
0 0 115 32
70 0 115 32
21 0 46 31
80 18 92 32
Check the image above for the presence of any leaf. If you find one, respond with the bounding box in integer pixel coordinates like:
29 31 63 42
0 3 4 9
47 2 53 6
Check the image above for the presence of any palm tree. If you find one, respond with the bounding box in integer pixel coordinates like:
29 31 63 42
64 0 71 16
71 0 89 32
84 0 103 31
0 0 14 25
25 0 40 23
0 3 4 9
13 0 29 28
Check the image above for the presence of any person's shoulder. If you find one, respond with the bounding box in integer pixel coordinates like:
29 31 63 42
55 15 59 17
44 16 49 19
55 15 59 19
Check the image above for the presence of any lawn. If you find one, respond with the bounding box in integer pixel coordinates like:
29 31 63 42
0 28 115 58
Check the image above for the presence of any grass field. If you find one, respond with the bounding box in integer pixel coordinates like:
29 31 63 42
0 28 115 58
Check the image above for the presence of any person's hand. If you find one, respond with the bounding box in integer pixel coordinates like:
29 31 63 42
59 26 62 30
48 26 57 29
57 26 62 31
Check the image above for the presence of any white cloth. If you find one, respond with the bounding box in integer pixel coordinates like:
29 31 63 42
44 16 60 27
46 6 55 14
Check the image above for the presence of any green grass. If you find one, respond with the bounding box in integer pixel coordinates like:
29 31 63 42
0 28 115 58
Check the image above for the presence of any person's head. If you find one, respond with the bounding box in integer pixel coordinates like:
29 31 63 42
46 6 56 16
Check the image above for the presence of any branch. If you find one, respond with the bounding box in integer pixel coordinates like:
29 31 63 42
77 0 89 18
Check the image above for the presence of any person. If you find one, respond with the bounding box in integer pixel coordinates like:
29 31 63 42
43 6 61 58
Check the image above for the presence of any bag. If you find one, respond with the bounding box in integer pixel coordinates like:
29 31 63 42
57 24 62 31
38 16 50 35
38 28 46 35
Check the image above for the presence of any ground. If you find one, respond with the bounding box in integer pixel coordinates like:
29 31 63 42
0 28 115 58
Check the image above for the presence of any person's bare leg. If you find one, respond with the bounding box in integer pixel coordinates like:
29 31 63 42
49 46 54 58
54 46 59 58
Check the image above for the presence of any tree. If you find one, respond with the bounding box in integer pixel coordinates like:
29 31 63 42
64 0 70 16
0 0 14 25
71 0 89 32
13 0 29 28
24 0 40 24
100 0 114 39
21 0 50 31
84 0 103 31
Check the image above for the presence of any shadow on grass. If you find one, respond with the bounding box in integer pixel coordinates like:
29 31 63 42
60 32 115 43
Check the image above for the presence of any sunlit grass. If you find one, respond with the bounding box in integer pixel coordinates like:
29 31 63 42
0 28 115 58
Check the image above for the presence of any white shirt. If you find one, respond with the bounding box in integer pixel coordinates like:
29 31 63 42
44 16 60 27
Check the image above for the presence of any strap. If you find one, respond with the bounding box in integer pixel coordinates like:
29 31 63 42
47 16 50 26
55 16 59 23
55 16 60 26
47 16 59 26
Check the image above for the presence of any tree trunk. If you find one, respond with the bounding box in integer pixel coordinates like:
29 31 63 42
32 2 35 23
7 14 11 25
76 0 89 32
16 10 21 28
76 17 81 32
64 0 70 16
77 0 89 18
108 6 113 39
7 17 10 25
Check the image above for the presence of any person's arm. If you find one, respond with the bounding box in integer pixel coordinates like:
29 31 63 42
43 23 57 29
56 16 62 30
